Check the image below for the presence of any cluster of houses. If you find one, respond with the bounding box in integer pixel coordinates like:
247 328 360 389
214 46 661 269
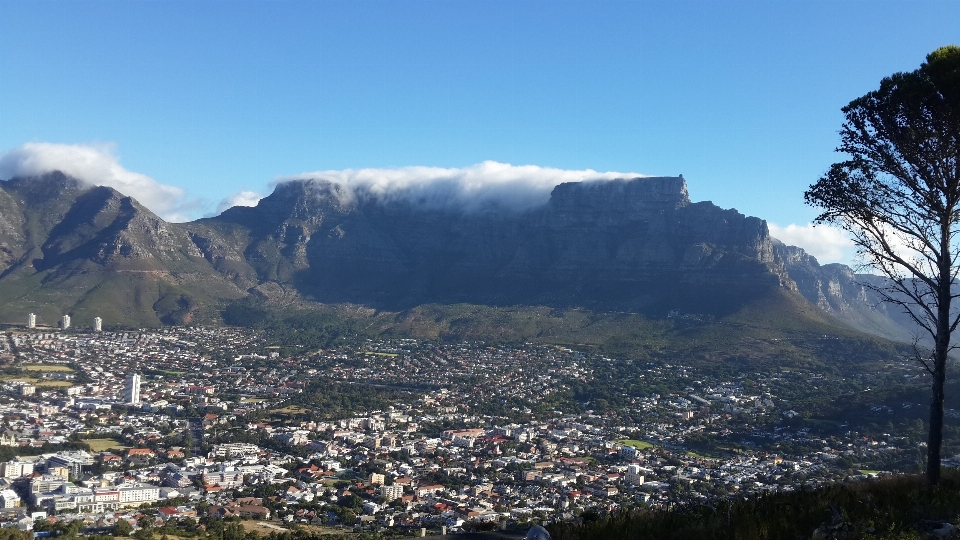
0 329 929 533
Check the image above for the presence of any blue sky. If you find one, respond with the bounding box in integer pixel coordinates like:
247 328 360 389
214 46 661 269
1 0 958 264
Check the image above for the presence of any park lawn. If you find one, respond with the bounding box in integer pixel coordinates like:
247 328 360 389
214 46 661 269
0 374 72 387
270 405 311 414
240 521 290 535
616 439 655 450
297 524 354 536
35 380 74 388
22 364 75 372
0 375 40 383
686 450 722 460
85 438 131 452
241 397 266 403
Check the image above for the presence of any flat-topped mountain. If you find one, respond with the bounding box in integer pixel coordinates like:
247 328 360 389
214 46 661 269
0 171 920 341
204 176 780 313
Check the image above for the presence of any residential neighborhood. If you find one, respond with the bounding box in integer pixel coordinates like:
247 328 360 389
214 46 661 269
0 327 939 536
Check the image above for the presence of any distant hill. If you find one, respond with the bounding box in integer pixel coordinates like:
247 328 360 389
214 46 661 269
0 171 923 345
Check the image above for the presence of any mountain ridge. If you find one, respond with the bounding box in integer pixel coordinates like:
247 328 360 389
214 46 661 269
0 171 921 343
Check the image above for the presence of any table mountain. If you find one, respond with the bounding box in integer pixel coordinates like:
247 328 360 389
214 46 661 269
0 171 923 341
208 176 781 314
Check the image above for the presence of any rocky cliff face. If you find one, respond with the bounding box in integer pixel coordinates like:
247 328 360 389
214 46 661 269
772 240 921 342
0 171 924 339
201 176 782 314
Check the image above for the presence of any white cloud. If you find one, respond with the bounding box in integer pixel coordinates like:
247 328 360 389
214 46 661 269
768 222 855 264
278 160 647 213
216 190 263 214
0 142 191 222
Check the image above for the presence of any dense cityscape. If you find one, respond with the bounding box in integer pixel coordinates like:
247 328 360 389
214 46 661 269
0 317 941 537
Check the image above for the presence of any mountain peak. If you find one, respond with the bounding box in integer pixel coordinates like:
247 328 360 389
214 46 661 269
2 170 89 203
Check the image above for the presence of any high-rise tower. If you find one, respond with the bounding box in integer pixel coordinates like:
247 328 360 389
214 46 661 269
93 317 102 332
60 314 71 330
124 373 141 405
27 313 36 329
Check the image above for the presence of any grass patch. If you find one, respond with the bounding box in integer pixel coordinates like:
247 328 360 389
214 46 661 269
0 374 72 388
0 375 40 383
296 524 352 536
686 451 722 460
617 439 655 450
35 380 74 388
85 438 130 452
22 364 74 372
241 397 266 403
269 405 311 414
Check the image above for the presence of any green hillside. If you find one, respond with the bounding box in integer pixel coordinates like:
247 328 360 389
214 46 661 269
224 288 906 371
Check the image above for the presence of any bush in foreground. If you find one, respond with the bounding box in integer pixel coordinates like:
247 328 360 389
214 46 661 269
548 470 960 540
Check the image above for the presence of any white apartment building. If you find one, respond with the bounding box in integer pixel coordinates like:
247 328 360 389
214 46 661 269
124 373 141 405
210 442 261 458
0 460 34 478
27 313 36 329
118 484 161 506
625 464 646 485
0 489 20 508
60 314 71 330
380 484 404 501
93 317 102 332
30 474 68 494
33 483 159 513
202 469 245 488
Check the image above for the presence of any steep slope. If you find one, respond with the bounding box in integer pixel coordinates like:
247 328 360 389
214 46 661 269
208 176 784 315
0 172 247 327
772 240 922 343
0 171 87 278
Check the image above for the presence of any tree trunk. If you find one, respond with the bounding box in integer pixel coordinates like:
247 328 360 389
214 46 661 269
929 225 952 488
928 353 945 487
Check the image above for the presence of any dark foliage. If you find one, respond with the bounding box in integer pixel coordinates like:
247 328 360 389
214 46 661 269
549 471 960 540
805 45 960 487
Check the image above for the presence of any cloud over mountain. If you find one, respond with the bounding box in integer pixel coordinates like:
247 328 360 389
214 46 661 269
0 142 192 222
216 190 263 214
278 160 647 213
